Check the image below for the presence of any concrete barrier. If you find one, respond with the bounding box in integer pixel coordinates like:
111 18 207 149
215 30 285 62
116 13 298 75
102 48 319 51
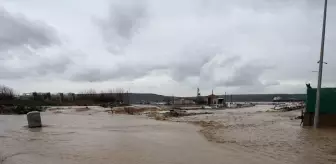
27 111 42 128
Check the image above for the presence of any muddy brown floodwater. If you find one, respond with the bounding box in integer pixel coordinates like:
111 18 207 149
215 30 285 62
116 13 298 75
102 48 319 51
1 106 336 164
170 105 336 164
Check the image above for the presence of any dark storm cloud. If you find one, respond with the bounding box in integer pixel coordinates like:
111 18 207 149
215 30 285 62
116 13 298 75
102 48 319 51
3 0 335 95
70 63 165 82
0 8 60 52
0 55 73 79
169 45 224 81
170 54 215 81
70 45 228 83
35 56 73 76
70 68 103 82
219 56 241 67
73 0 336 93
95 0 147 54
219 64 275 87
0 7 67 80
70 45 241 84
0 66 26 79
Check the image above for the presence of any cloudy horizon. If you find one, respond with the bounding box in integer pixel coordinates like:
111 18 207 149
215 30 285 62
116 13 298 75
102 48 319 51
1 0 335 96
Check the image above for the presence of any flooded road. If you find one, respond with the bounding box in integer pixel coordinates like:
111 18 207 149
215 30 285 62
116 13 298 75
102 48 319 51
1 106 336 164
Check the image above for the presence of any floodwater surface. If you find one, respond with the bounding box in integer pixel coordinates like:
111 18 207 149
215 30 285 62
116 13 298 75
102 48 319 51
1 106 336 164
171 105 336 164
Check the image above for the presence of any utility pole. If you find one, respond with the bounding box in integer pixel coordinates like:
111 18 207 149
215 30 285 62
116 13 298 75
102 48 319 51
172 95 174 105
314 0 328 128
128 88 131 105
225 92 227 107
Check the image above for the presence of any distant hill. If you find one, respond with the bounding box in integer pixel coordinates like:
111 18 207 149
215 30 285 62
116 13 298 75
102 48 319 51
129 93 166 103
129 93 306 103
0 93 307 106
217 94 306 102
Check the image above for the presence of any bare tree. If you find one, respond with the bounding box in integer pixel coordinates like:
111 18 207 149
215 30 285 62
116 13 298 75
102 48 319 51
86 89 97 95
59 93 64 103
32 92 38 100
78 89 97 100
77 88 127 104
107 89 114 94
79 89 96 95
0 85 15 100
46 92 51 100
115 88 124 104
70 93 76 101
100 88 127 104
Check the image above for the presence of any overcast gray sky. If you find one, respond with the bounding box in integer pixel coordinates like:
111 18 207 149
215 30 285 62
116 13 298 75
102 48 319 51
0 0 335 96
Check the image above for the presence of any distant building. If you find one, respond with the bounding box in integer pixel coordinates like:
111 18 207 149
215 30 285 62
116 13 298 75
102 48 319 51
20 92 51 100
173 98 195 105
51 93 60 101
206 90 226 107
272 96 303 102
273 96 282 101
65 93 76 101
20 93 33 100
207 94 218 105
18 92 75 102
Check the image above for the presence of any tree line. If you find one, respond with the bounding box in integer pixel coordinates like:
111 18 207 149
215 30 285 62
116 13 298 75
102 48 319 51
0 85 15 100
0 84 130 105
